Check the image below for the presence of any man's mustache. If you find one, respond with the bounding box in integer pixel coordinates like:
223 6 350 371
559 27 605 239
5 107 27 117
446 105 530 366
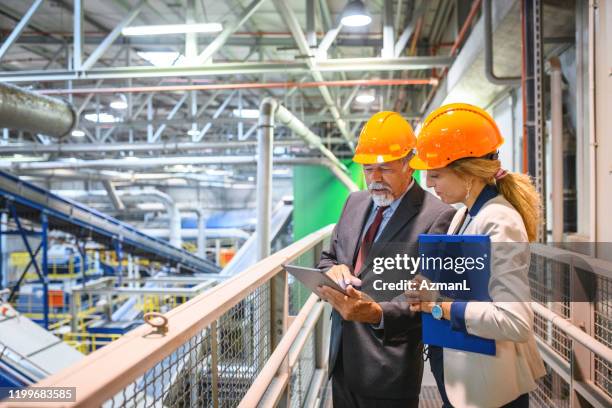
368 182 392 192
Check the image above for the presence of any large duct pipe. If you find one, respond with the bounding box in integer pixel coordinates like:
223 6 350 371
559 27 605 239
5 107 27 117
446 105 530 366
0 82 76 138
15 157 360 192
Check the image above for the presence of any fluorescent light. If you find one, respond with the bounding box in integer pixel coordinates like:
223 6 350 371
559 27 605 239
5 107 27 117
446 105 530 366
71 129 85 137
110 100 128 110
84 113 121 123
340 1 372 27
356 93 376 104
187 129 200 137
232 109 259 119
137 51 187 68
122 23 223 36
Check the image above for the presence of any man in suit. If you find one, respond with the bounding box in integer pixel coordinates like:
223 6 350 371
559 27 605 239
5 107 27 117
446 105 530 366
317 111 455 408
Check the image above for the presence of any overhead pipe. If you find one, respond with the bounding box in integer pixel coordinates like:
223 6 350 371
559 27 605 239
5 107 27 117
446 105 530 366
0 139 345 155
0 82 76 138
0 57 453 83
483 0 521 86
38 78 437 96
178 206 208 258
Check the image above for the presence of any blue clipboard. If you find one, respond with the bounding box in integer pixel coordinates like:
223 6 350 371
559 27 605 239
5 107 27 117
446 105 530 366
418 234 496 356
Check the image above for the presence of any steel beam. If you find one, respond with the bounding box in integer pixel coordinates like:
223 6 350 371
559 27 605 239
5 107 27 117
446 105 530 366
80 0 147 71
194 0 266 65
73 0 84 70
0 57 452 82
0 0 44 61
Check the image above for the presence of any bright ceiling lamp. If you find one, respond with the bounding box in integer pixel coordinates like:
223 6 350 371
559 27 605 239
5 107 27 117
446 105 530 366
71 129 85 137
122 23 223 36
355 92 376 104
137 51 187 68
110 94 128 110
84 112 121 123
187 129 200 137
340 0 372 27
232 109 259 119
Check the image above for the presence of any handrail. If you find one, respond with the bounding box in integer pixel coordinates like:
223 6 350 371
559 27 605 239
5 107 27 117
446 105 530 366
1 225 334 408
531 302 612 365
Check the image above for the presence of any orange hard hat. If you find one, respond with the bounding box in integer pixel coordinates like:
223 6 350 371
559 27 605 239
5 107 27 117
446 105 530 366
353 111 416 164
409 103 504 170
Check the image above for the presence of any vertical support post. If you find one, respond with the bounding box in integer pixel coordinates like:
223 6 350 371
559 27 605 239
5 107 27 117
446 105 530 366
306 0 317 48
197 211 206 258
0 212 5 289
256 99 275 261
147 97 154 142
549 57 564 243
73 0 84 71
210 321 219 408
115 239 123 285
269 270 289 407
215 239 220 266
40 213 49 330
382 0 395 58
570 261 595 407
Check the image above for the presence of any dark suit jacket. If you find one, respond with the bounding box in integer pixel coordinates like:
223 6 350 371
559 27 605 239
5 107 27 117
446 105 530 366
317 182 455 399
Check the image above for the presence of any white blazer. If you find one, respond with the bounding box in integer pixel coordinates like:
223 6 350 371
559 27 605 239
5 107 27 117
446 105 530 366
442 194 546 408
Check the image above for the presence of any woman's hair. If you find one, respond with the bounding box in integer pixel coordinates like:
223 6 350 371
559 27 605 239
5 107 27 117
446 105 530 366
448 157 542 242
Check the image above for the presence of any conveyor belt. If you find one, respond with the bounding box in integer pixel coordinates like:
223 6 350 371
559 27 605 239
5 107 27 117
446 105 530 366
0 171 219 274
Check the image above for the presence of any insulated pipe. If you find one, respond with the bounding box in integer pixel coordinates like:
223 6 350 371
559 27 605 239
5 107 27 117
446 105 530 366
257 99 274 260
483 0 521 86
0 139 340 154
38 78 437 96
178 206 207 258
259 98 348 172
549 58 563 242
0 82 76 138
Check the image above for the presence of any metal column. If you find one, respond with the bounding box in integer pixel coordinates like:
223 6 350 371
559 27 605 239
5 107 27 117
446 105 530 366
256 100 274 261
522 0 546 242
40 213 49 330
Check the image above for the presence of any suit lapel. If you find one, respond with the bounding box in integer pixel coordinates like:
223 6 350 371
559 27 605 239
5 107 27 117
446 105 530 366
357 183 425 276
348 195 373 267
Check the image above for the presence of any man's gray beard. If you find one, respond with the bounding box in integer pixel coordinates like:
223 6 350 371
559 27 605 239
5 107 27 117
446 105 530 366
371 193 395 207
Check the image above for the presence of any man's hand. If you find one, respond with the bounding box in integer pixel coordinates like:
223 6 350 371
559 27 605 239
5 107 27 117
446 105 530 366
325 264 362 289
319 285 382 324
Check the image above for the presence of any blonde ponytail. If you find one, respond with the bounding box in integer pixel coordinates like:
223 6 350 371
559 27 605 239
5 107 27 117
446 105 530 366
448 158 542 242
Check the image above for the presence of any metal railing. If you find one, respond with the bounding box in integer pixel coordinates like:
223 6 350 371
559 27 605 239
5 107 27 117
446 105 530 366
1 225 333 408
529 244 612 408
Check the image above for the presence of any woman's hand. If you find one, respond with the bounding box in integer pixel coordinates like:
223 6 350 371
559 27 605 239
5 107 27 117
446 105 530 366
405 274 439 314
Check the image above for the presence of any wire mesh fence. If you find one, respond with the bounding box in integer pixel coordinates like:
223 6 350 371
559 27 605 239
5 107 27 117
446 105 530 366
104 282 271 408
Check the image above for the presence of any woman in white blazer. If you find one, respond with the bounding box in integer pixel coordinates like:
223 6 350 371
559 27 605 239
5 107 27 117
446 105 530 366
407 103 546 408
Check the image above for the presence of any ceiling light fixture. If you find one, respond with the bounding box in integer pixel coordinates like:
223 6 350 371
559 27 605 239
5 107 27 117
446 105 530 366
122 23 223 36
110 95 128 110
71 129 85 137
84 113 121 123
340 0 372 27
355 92 376 104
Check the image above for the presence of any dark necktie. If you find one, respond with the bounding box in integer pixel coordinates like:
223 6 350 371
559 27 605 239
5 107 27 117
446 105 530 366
354 206 388 276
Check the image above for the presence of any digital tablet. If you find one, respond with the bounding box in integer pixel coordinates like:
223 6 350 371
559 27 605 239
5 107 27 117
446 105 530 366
283 264 348 296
